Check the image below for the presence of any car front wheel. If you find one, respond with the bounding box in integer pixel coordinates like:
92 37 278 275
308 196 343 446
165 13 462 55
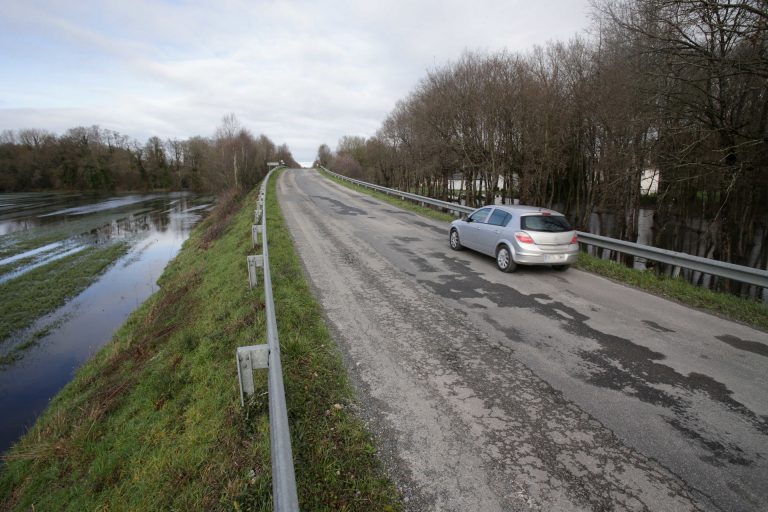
449 229 463 251
496 245 517 272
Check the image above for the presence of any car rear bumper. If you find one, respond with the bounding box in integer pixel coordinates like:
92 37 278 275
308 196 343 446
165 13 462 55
513 248 579 266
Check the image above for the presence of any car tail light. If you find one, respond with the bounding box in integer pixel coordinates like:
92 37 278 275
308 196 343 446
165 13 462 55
570 234 578 244
515 232 535 244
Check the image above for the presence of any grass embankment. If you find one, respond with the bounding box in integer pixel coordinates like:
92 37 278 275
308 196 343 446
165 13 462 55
320 168 768 331
0 171 400 511
0 243 129 344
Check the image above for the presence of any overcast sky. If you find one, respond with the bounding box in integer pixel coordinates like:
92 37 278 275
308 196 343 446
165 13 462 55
0 0 592 164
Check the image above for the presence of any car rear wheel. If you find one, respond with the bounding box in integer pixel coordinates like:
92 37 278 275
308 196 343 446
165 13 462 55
552 264 570 272
449 229 463 251
496 245 517 273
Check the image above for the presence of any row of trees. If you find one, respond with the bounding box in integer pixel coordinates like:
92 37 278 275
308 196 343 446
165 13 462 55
0 114 298 193
320 0 768 288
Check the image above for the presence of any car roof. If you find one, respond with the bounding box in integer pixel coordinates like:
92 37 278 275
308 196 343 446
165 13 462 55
476 204 565 216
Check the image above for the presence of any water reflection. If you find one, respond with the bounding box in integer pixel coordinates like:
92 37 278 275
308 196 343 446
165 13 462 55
0 193 208 280
0 191 212 454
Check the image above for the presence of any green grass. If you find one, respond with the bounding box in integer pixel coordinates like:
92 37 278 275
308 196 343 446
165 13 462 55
0 324 61 368
0 255 38 276
0 233 67 260
319 168 767 331
574 253 768 330
0 243 129 344
0 172 401 511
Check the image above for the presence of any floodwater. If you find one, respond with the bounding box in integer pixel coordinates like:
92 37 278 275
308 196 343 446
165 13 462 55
0 191 213 454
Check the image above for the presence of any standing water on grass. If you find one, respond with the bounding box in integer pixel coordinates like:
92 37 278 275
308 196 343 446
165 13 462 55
0 191 213 454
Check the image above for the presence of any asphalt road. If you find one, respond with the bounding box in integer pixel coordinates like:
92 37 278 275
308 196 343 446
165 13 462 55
277 168 768 512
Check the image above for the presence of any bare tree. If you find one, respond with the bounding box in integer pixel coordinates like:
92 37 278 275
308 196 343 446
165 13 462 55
326 1 767 293
597 0 768 287
0 119 295 194
316 144 332 167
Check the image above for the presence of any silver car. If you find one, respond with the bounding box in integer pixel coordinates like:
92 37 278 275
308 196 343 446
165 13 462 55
449 205 579 272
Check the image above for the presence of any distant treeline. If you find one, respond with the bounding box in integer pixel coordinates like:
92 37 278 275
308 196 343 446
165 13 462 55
0 114 298 193
320 0 768 288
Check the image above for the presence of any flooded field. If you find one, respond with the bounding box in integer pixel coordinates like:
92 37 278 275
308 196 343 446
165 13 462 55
0 191 212 454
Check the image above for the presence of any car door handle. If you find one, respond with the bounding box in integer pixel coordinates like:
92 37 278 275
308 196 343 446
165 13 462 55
493 229 500 234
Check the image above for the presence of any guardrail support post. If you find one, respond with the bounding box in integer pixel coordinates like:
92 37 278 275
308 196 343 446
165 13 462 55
252 224 263 247
254 208 262 224
236 344 269 406
247 254 264 289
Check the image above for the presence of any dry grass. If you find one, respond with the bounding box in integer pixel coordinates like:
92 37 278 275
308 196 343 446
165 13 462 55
199 188 242 249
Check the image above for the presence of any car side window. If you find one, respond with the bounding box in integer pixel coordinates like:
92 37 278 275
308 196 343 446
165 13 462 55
488 210 511 227
468 208 492 224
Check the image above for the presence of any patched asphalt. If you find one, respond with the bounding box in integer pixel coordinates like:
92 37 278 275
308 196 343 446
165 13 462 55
278 168 768 512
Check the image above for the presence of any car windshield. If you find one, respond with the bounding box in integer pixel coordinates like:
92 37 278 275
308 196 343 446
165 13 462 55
521 214 572 232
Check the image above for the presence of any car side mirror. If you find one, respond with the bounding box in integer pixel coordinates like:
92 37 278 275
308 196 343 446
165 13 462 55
466 217 473 223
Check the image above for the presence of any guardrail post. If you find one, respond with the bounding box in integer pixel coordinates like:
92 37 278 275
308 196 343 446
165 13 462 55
255 207 262 224
236 344 269 406
252 224 263 247
247 254 264 289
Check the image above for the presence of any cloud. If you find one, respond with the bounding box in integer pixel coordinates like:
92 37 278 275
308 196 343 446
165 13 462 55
0 0 591 162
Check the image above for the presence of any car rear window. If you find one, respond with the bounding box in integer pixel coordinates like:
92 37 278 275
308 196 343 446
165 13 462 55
521 214 572 232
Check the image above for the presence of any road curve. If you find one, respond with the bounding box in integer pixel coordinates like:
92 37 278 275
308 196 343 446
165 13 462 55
277 168 768 512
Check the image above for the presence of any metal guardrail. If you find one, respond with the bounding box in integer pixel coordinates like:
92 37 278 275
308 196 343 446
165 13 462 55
569 232 768 289
320 167 768 289
237 167 300 512
321 167 473 217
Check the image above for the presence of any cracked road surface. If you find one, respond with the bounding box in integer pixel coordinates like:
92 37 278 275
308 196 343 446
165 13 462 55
277 169 768 511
